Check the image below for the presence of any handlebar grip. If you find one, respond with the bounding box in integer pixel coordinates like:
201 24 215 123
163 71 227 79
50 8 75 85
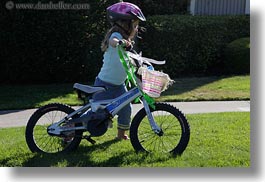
118 40 125 46
118 40 133 51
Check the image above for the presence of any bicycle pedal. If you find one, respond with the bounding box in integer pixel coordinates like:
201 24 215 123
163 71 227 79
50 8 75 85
84 136 96 145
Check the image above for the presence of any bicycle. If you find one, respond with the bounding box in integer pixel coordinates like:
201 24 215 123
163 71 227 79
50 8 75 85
25 43 190 156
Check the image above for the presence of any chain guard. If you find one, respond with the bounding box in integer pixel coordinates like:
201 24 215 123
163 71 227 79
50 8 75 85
87 119 109 137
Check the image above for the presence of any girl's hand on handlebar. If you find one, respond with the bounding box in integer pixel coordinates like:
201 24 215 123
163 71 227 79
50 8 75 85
118 39 134 51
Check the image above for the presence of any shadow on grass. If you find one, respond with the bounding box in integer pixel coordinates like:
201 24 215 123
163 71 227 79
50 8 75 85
161 76 228 97
0 76 233 110
18 139 154 167
0 83 80 110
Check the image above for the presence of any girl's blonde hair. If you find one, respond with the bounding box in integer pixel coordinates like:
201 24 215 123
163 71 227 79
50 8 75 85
101 20 134 52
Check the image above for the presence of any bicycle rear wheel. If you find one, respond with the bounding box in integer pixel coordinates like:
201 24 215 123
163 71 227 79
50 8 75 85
130 103 190 155
25 103 83 154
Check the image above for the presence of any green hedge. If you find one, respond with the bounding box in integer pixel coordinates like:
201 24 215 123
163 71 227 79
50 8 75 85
139 15 250 77
127 0 189 15
223 37 250 74
0 1 250 84
0 0 120 84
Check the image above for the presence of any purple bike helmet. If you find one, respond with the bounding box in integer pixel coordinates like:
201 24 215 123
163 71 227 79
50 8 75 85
107 2 146 23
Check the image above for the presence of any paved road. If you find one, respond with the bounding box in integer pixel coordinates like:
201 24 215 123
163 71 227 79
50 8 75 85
0 101 250 128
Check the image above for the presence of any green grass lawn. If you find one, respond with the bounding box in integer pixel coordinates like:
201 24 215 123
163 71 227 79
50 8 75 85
0 75 250 110
0 112 250 167
157 75 250 102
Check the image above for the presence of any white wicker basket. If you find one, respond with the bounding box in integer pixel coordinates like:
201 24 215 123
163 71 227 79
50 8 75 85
139 67 173 98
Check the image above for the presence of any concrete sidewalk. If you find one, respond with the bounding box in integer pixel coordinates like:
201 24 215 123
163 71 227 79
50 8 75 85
0 101 250 128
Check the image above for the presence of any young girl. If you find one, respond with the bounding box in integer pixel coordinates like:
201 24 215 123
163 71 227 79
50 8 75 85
93 2 146 140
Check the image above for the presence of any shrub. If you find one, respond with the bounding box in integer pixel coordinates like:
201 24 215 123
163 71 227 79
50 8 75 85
138 15 250 77
0 0 120 84
127 0 189 16
0 1 250 84
223 37 250 74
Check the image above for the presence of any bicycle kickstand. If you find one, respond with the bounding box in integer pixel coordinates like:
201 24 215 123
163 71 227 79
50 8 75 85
83 135 96 145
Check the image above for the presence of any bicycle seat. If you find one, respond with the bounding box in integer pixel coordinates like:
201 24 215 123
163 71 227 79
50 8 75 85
73 83 106 94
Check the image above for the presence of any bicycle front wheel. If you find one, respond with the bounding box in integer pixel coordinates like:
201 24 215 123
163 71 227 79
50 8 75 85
130 103 190 155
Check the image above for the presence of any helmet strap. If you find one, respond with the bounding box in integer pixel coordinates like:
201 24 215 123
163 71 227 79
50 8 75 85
136 26 146 39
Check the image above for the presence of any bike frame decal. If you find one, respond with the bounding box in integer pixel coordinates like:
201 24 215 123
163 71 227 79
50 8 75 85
106 87 141 116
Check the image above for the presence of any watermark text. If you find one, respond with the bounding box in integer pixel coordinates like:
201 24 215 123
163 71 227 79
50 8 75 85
5 1 90 10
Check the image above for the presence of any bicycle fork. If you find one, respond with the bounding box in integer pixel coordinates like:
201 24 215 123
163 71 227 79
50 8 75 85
142 98 163 136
